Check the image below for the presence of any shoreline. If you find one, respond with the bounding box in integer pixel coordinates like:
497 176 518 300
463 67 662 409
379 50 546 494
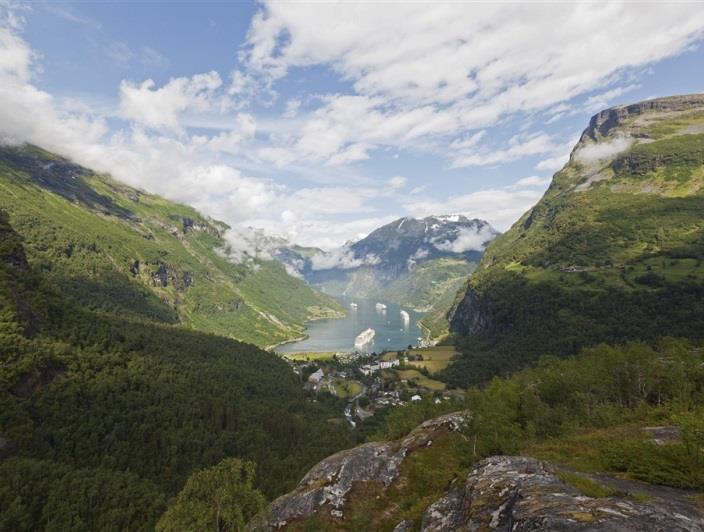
265 333 309 352
417 319 439 348
265 307 347 352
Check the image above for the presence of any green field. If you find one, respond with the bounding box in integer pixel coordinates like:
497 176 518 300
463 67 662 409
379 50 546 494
407 346 458 374
331 379 363 399
280 351 338 362
392 369 446 391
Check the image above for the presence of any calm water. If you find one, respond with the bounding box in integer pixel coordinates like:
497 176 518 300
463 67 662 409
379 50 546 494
277 297 426 353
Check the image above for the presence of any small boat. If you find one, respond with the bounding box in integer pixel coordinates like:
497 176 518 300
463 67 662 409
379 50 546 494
354 328 376 350
375 302 387 312
400 310 410 323
350 302 358 309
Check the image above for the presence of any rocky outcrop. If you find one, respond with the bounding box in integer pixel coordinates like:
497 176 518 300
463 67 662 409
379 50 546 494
448 286 493 336
579 93 704 144
250 413 703 531
169 215 221 237
150 262 193 290
249 412 469 530
421 456 703 531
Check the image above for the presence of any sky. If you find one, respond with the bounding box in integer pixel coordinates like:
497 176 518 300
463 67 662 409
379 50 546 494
1 1 704 250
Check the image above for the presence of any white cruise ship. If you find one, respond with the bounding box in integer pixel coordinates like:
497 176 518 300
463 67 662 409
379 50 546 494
354 328 376 350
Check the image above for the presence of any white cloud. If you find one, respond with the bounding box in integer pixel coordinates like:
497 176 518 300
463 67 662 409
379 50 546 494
309 246 379 271
241 1 704 166
387 175 407 189
119 71 223 131
406 188 543 232
536 154 570 172
451 132 560 168
0 26 33 80
199 113 256 155
0 20 402 250
573 136 634 164
584 84 640 112
283 98 301 117
431 225 496 253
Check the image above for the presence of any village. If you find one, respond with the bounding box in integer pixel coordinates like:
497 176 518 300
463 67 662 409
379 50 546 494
280 345 462 428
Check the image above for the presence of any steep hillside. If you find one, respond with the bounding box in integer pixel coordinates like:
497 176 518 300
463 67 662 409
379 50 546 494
447 94 704 385
382 257 476 341
0 144 342 347
0 211 353 529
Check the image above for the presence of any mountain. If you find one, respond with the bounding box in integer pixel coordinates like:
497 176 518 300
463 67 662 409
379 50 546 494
0 209 354 529
276 215 498 341
0 144 343 348
446 94 704 385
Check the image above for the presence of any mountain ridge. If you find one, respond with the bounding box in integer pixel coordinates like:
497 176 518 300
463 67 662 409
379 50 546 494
446 93 704 385
0 143 343 347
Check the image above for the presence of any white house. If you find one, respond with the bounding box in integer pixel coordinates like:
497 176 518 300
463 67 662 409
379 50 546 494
411 394 422 402
308 368 324 384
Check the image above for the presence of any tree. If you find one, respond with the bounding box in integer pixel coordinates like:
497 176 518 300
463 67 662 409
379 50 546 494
156 458 265 532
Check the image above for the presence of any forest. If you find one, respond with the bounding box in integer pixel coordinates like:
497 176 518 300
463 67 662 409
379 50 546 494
0 211 353 530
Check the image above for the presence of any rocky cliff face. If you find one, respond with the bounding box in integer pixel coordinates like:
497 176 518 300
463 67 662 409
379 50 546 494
448 285 492 336
248 413 702 531
248 412 469 530
580 93 704 144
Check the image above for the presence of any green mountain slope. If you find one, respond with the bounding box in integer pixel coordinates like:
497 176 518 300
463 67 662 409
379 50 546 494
446 94 704 385
0 144 342 347
0 210 353 529
379 258 476 341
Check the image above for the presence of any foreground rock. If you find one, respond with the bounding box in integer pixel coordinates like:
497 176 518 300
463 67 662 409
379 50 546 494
248 412 469 530
422 456 703 531
249 414 703 531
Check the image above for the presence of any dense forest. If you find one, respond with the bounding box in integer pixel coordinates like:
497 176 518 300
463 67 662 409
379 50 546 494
0 211 353 530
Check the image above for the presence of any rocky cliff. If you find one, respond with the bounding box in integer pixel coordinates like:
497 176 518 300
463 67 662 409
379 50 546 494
248 413 703 531
422 456 701 531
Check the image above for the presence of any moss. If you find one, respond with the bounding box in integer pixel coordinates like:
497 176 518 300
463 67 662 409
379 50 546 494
557 471 622 498
570 511 596 523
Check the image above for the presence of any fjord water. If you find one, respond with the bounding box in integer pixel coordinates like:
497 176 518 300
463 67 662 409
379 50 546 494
277 297 425 353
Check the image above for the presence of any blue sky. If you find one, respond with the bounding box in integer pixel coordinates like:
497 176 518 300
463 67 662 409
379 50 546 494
2 1 704 249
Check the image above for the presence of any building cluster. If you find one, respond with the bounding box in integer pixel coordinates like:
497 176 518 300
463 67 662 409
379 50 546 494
358 358 401 376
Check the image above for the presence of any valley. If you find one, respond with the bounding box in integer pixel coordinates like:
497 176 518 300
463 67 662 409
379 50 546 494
2 3 704 528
